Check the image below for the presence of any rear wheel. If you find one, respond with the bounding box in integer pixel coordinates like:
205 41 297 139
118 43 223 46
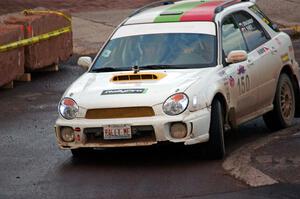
263 73 295 131
207 99 226 159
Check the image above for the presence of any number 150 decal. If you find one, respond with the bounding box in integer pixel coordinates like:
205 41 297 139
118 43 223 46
237 75 250 95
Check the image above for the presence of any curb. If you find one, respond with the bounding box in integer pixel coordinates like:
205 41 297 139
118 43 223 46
223 124 300 187
280 25 300 39
289 25 300 33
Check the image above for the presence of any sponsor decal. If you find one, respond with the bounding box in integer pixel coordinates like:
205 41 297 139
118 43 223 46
249 5 272 27
229 76 235 88
257 47 270 55
222 77 228 82
220 76 228 84
281 53 290 63
237 65 246 75
262 18 270 25
101 89 147 95
239 18 256 32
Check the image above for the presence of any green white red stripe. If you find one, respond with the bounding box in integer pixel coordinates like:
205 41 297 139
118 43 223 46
153 0 227 23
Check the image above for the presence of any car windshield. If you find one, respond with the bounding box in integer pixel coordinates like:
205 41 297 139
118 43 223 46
91 33 216 72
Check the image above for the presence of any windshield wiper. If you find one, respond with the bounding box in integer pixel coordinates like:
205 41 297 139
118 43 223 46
91 67 130 73
139 65 183 70
91 65 183 73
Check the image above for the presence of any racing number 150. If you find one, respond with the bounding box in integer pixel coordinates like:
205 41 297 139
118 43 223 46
237 75 250 95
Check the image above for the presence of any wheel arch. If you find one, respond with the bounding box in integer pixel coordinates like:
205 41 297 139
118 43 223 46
280 64 300 117
212 92 228 120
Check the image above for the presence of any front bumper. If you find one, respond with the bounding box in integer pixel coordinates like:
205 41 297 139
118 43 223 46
55 107 211 149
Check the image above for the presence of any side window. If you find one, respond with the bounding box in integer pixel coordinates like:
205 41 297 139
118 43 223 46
233 11 269 52
222 16 248 57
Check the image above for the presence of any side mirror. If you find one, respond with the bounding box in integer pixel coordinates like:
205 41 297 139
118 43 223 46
78 56 92 70
226 50 248 64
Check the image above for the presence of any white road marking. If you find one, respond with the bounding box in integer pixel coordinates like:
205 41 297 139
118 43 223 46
223 125 300 187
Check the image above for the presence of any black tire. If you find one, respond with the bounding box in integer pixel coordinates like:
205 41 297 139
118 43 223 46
207 99 226 159
263 73 295 131
71 148 92 158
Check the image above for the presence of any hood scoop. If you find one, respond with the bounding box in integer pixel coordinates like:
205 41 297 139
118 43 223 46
111 72 167 82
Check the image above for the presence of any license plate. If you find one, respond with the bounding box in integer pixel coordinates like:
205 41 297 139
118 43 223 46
103 125 132 140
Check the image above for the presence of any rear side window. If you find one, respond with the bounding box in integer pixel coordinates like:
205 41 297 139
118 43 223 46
233 11 269 52
249 5 279 32
222 16 248 56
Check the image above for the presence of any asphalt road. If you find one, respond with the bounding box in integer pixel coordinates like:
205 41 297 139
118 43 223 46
1 41 300 198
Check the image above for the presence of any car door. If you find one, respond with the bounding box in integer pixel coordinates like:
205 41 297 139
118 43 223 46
221 15 259 120
232 11 281 110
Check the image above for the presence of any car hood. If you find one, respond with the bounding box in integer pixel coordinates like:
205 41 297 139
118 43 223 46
65 69 213 109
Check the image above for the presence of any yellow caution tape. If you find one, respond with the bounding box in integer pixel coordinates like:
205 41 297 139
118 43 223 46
0 10 72 53
0 26 71 53
22 9 72 22
280 25 300 33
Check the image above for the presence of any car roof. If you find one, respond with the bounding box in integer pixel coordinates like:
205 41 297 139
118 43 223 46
124 0 254 25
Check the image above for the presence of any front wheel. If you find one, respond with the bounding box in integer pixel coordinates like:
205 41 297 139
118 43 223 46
263 73 295 131
207 99 226 159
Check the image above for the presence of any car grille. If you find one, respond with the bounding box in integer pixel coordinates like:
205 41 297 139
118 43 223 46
83 126 156 144
85 107 155 119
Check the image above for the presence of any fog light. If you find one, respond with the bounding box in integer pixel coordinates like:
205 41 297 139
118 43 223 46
60 127 75 142
170 122 187 139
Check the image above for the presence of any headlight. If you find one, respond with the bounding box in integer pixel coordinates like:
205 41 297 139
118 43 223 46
59 98 79 120
163 93 189 115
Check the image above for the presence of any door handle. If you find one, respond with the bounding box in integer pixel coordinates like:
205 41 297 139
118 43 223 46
247 59 254 66
271 46 278 54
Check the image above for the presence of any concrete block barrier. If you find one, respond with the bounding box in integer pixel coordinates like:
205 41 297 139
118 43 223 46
4 11 72 71
0 24 24 87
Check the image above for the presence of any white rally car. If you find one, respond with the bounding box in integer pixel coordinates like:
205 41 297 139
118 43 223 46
56 0 300 159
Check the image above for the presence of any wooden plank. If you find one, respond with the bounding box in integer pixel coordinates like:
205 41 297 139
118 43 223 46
1 81 14 89
15 73 31 82
37 64 59 72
